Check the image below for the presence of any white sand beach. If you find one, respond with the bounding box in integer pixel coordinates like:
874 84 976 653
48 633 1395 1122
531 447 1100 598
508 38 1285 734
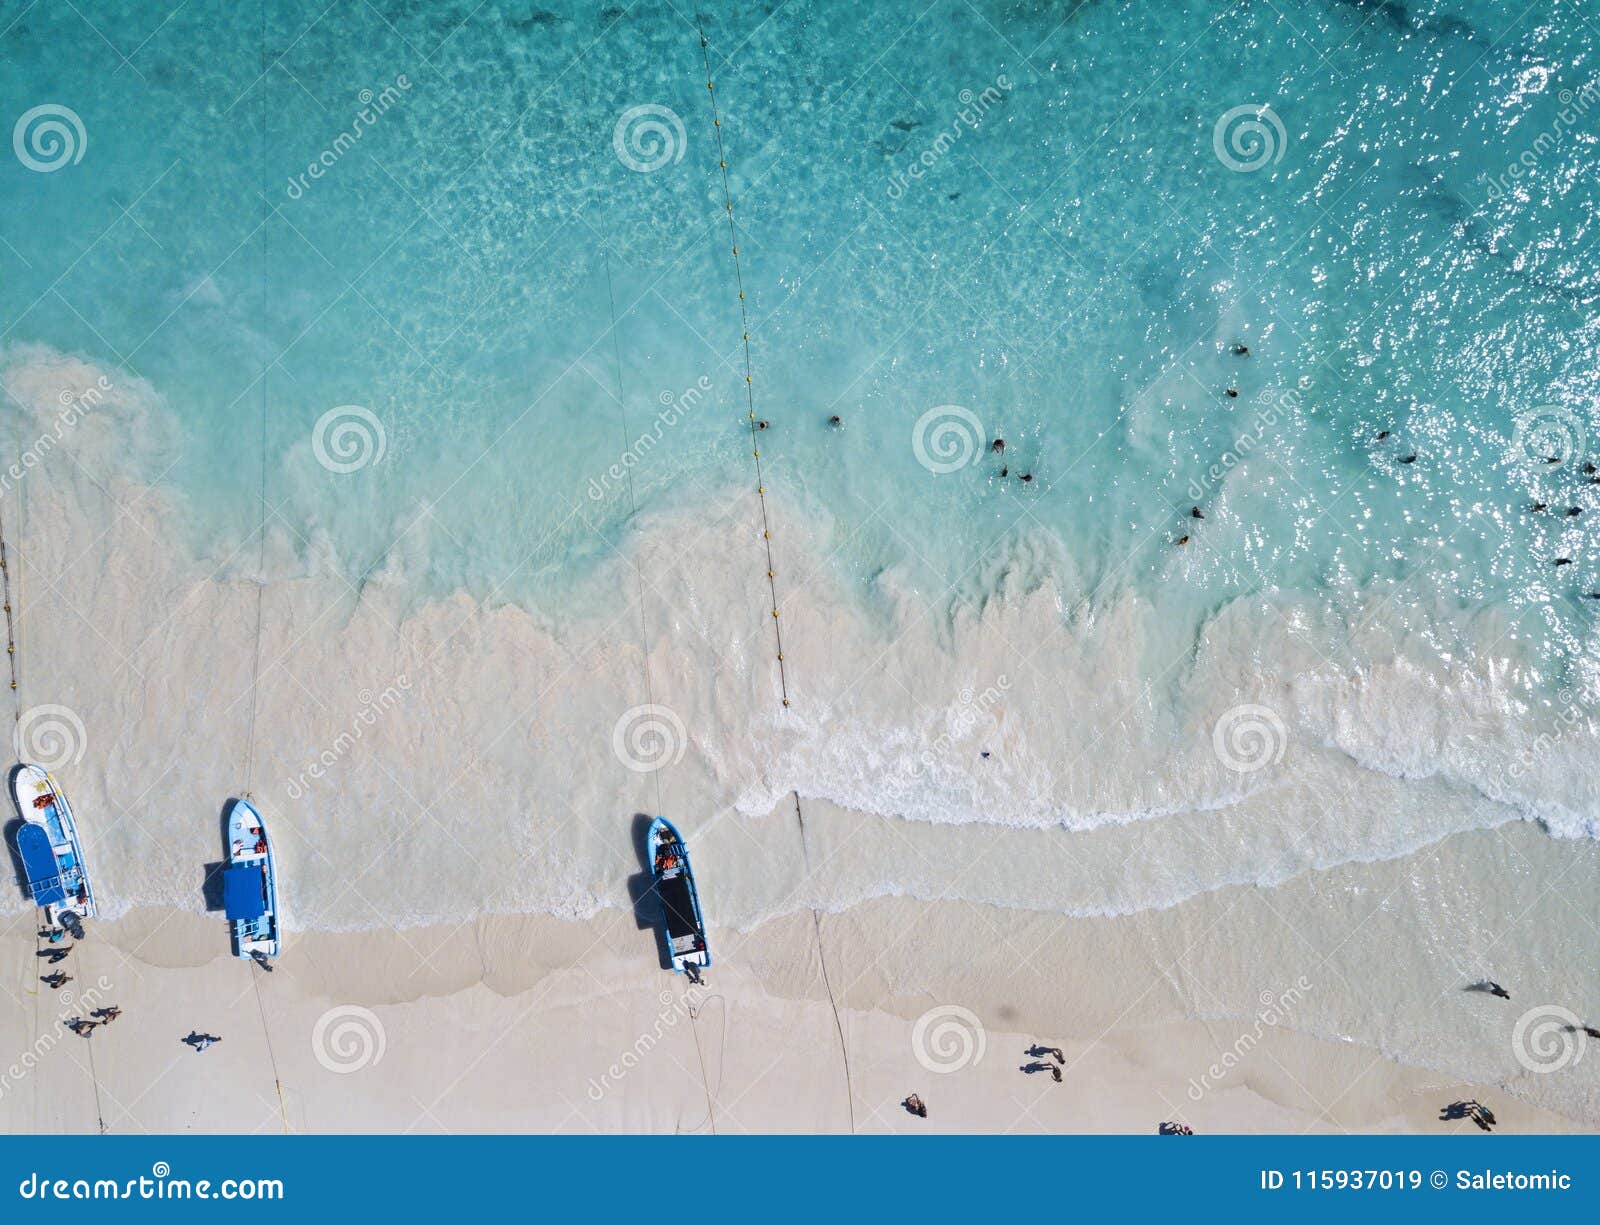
4 800 1592 1135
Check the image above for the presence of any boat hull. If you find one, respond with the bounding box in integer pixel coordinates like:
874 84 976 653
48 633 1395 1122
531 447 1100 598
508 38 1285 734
10 764 96 928
648 816 710 974
225 799 279 959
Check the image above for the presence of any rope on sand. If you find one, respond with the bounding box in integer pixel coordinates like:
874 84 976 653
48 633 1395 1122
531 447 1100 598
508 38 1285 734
251 969 291 1133
684 992 724 1135
696 25 791 709
794 793 856 1133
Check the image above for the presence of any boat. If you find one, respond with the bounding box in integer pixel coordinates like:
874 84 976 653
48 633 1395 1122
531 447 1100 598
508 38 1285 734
648 816 710 978
11 763 95 935
222 799 279 961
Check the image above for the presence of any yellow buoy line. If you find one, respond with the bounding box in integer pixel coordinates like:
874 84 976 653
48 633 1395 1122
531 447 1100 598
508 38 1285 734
697 29 791 709
695 25 857 1132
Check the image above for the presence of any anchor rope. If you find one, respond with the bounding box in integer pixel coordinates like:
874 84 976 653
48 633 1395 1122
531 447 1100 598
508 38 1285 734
242 4 270 798
240 5 287 1135
684 992 723 1135
83 1027 107 1134
696 28 790 709
602 254 665 821
0 484 19 720
252 970 291 1132
795 793 855 1133
694 23 854 1130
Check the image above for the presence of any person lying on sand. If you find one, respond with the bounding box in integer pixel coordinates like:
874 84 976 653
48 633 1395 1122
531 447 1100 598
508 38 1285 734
902 1094 927 1118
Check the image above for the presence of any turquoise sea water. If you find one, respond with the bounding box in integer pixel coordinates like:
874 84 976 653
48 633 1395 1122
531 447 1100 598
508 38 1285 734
7 0 1599 635
3 0 1599 894
8 0 1600 1129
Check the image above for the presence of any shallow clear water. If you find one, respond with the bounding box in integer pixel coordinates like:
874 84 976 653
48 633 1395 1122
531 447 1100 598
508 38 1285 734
7 0 1598 621
3 0 1599 919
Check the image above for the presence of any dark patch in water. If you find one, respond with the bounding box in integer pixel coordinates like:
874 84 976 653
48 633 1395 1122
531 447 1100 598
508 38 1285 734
1332 0 1485 46
511 8 563 29
890 118 920 132
600 8 626 23
1408 169 1599 308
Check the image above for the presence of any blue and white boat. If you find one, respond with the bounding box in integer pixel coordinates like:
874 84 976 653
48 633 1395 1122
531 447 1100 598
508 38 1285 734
223 799 279 960
648 816 710 977
11 763 96 934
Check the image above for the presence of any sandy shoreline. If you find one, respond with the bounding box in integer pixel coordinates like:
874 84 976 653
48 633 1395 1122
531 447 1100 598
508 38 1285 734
4 825 1592 1134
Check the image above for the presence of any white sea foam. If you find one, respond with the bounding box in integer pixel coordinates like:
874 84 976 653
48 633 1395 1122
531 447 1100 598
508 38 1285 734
1 345 1596 934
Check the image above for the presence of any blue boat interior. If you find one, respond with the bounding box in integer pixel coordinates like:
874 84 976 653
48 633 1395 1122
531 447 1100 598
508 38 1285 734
17 822 67 905
223 863 268 924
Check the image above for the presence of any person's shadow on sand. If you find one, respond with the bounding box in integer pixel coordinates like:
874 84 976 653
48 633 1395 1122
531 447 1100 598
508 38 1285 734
1440 1100 1495 1131
625 813 673 971
1020 1060 1062 1082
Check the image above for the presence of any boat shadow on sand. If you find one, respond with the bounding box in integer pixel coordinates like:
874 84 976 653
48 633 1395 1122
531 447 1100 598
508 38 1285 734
625 812 677 973
4 764 34 906
197 798 247 913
